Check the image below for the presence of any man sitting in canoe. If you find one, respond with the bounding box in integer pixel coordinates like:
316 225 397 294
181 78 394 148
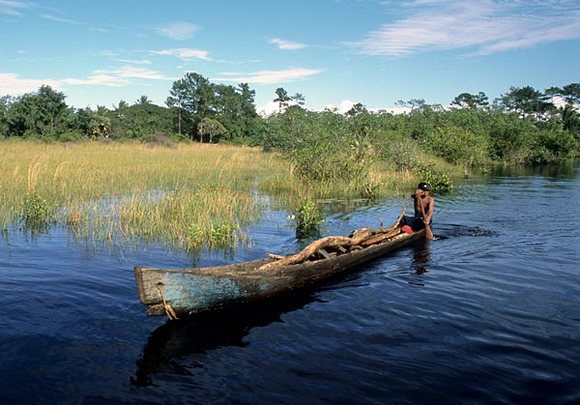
409 182 434 232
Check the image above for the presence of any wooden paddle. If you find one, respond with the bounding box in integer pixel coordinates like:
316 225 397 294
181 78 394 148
418 192 434 240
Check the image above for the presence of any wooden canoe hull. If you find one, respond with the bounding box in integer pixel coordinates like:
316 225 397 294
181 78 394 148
134 228 425 317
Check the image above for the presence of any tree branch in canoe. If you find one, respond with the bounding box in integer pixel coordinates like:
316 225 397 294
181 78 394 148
257 208 407 272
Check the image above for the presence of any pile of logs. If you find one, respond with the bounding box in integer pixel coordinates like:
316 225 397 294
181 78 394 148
258 208 406 272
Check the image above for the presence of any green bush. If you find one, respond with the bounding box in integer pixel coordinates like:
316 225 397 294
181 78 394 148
416 164 453 192
21 191 53 230
295 200 323 238
425 124 490 168
527 129 578 164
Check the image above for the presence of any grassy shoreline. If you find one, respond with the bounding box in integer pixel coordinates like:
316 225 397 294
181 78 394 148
1 141 284 248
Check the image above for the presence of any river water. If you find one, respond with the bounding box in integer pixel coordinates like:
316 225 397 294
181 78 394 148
1 164 579 404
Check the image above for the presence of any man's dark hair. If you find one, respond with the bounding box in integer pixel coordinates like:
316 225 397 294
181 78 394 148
417 182 431 191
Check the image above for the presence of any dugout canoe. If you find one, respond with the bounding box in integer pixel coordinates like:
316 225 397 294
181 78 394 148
134 209 425 319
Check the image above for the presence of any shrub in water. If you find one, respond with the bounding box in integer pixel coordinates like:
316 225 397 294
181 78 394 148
295 200 324 238
21 191 53 230
209 222 237 247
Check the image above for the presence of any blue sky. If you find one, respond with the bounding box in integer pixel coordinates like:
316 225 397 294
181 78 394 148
1 0 579 112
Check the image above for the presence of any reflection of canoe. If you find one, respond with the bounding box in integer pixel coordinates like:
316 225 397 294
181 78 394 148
132 290 316 386
134 209 425 318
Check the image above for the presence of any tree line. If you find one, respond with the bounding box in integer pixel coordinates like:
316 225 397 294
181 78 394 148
0 74 578 169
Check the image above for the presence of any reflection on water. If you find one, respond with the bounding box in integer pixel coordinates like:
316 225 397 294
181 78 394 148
412 238 431 276
132 290 317 387
490 161 578 178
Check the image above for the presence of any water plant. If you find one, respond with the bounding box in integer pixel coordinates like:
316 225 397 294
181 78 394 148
295 200 324 238
21 191 53 230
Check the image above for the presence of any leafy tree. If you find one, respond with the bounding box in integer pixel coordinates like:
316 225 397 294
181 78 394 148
396 98 426 112
36 85 69 134
238 83 259 138
3 85 70 137
274 87 291 110
541 83 580 140
166 80 189 137
544 86 562 105
167 72 215 140
451 92 489 109
346 102 367 116
108 103 173 138
561 83 580 107
198 117 227 143
291 92 305 106
214 84 243 139
0 95 14 137
561 104 580 139
135 95 151 105
498 86 552 116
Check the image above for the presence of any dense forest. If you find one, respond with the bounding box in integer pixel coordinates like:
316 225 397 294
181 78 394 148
1 74 578 179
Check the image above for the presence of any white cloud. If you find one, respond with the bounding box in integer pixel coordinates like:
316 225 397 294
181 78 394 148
350 0 580 56
152 48 211 61
0 64 174 95
62 66 174 87
115 58 151 65
0 0 28 17
155 21 200 40
41 13 81 25
269 38 308 50
111 66 174 80
61 73 130 87
213 68 323 84
0 72 60 95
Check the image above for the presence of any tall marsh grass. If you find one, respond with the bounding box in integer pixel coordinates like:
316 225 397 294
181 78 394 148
0 140 284 249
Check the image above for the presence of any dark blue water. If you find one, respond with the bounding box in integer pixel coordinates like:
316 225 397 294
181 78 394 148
1 165 579 404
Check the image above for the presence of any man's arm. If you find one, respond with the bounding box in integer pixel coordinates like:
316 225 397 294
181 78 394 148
424 197 434 225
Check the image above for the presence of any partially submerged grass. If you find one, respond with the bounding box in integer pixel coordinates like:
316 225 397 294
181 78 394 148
0 139 461 250
0 140 284 248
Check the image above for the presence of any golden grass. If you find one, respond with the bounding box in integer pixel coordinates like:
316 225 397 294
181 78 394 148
0 140 285 249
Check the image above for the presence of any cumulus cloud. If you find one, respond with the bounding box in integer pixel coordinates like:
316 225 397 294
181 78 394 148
349 0 580 56
269 38 308 50
155 21 200 40
213 68 322 84
0 72 60 94
152 48 211 61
